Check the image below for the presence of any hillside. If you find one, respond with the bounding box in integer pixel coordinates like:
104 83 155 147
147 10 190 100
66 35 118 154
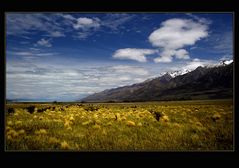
81 62 233 102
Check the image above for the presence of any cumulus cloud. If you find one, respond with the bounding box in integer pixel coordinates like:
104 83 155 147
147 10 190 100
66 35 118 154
148 18 209 63
35 38 52 47
112 48 157 62
73 17 100 30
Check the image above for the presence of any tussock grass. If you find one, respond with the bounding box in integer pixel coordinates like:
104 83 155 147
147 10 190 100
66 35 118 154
5 99 233 151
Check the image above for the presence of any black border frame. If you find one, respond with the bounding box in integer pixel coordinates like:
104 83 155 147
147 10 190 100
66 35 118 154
1 0 238 166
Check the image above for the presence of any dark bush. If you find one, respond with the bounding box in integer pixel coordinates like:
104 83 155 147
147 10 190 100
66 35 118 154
26 106 35 114
7 107 15 114
37 108 44 113
149 109 164 121
84 105 99 112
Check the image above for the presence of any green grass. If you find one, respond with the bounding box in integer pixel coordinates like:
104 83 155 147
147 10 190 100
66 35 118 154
5 99 233 151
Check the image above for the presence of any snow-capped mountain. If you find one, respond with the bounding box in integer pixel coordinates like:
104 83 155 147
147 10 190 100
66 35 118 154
160 59 233 78
81 61 233 102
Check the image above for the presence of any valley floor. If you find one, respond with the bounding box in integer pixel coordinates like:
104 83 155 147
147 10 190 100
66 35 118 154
5 99 233 151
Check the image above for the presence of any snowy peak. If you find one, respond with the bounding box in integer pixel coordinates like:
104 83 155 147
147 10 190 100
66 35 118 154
160 68 193 78
168 69 192 78
161 59 233 78
219 59 233 66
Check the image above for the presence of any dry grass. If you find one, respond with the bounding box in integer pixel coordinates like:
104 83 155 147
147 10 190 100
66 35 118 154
5 99 233 151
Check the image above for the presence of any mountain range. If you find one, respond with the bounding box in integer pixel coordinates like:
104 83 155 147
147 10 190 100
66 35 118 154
81 60 233 102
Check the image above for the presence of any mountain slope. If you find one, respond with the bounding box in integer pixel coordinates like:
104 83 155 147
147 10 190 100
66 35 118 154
81 62 233 102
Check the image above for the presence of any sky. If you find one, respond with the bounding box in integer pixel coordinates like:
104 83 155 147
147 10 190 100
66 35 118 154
6 13 233 101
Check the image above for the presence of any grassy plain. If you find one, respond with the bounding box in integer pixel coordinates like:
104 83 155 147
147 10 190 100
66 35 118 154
5 99 233 151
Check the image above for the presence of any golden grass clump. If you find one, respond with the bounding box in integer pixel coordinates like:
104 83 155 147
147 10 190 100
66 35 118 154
6 126 11 132
137 122 143 127
7 121 13 126
64 120 71 127
195 121 203 127
126 120 136 126
82 120 91 126
66 126 72 131
211 113 221 121
69 116 75 122
191 134 200 141
92 124 101 129
48 137 60 145
15 121 22 126
160 115 169 122
106 121 112 126
93 114 98 119
39 116 44 120
173 123 181 128
61 141 70 149
35 129 47 135
18 129 25 135
7 129 19 137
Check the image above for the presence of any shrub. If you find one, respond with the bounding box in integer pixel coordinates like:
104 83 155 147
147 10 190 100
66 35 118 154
126 120 136 126
211 113 221 122
84 105 99 112
7 107 15 114
26 106 35 114
149 109 165 121
37 108 44 113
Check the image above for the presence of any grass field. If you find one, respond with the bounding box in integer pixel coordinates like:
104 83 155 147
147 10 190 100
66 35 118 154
5 99 233 151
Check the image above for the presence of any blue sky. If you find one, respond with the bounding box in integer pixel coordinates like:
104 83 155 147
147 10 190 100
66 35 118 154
6 13 233 101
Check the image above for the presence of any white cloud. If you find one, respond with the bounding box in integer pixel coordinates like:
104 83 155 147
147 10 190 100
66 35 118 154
175 49 190 59
6 13 65 38
11 51 33 56
184 58 219 70
102 14 135 31
48 31 65 37
113 48 157 62
185 58 205 70
154 56 172 63
73 17 100 30
186 13 212 25
6 60 153 101
9 49 57 60
61 14 75 20
149 18 209 63
110 65 149 76
7 13 135 40
35 38 52 47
